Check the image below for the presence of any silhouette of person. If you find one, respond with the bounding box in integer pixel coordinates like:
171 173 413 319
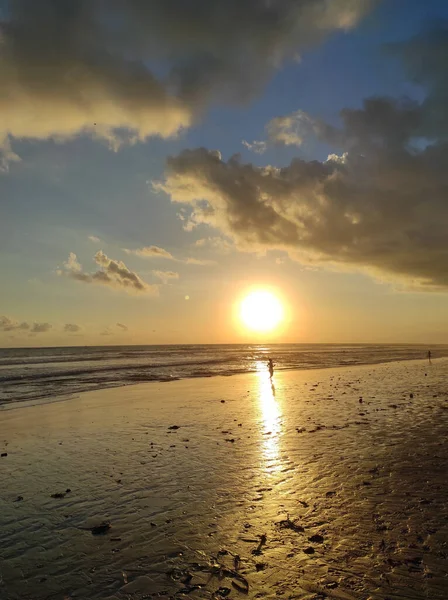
428 349 432 365
268 357 274 379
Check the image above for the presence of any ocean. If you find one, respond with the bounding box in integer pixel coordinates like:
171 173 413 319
0 343 446 408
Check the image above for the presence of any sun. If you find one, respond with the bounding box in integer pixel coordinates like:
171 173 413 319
240 290 284 332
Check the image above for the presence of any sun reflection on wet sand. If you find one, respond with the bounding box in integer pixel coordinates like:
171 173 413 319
256 366 283 473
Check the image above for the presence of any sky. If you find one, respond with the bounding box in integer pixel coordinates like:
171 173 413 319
1 0 448 347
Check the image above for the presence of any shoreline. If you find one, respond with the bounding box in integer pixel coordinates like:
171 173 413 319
1 358 447 598
1 354 443 413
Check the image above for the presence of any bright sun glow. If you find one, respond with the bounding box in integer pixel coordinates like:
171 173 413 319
240 291 284 332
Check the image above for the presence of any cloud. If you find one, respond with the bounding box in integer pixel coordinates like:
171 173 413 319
0 0 376 168
152 270 179 283
31 322 52 333
64 323 82 333
194 237 233 253
0 316 30 332
116 323 128 331
183 257 216 266
242 140 267 154
123 246 174 259
158 27 448 292
88 235 101 243
60 251 158 295
266 109 321 146
100 328 113 336
125 244 215 265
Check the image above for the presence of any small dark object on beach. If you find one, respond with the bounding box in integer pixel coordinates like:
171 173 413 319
90 522 111 535
66 488 71 493
214 587 231 597
51 492 66 499
1 452 7 457
278 516 304 533
303 546 315 554
252 533 267 555
225 438 235 443
410 393 414 398
110 537 121 541
150 522 157 527
14 495 23 502
326 491 336 497
168 425 180 430
255 563 266 571
220 400 225 403
308 534 324 543
359 397 363 403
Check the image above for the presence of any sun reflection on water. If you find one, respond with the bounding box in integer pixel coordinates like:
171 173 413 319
257 366 282 472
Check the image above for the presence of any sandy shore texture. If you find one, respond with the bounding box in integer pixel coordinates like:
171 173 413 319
1 359 447 600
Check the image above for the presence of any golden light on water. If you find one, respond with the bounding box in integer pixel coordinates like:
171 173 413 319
240 290 284 332
257 367 282 472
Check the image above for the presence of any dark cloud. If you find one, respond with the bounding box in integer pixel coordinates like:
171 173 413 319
31 322 52 333
0 316 30 331
0 0 376 167
60 251 158 294
158 29 448 290
64 323 82 333
116 323 128 330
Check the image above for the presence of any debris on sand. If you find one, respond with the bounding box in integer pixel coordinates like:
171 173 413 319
214 587 231 597
278 516 305 533
308 534 324 543
168 425 180 430
252 534 267 555
1 452 7 457
303 546 315 554
51 492 66 499
14 495 23 502
220 400 226 403
90 522 111 535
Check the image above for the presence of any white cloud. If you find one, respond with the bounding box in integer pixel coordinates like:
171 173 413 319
242 140 267 154
123 245 174 259
152 270 179 283
88 235 101 243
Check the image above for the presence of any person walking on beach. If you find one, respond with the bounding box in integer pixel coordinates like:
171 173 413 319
268 357 274 379
428 349 432 365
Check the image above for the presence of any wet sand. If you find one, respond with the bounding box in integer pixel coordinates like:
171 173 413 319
1 359 447 600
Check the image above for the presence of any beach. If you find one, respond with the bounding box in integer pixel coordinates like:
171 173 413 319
1 359 447 600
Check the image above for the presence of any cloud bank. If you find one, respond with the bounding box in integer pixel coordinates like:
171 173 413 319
158 29 448 290
64 323 82 333
0 0 376 167
0 316 52 333
60 251 157 295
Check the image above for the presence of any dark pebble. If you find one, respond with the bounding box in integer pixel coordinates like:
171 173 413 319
308 534 324 543
1 453 7 457
14 496 23 502
220 400 225 403
90 522 111 535
303 546 315 554
168 425 180 430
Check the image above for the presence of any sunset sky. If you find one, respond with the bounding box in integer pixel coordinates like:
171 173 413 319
1 0 448 346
